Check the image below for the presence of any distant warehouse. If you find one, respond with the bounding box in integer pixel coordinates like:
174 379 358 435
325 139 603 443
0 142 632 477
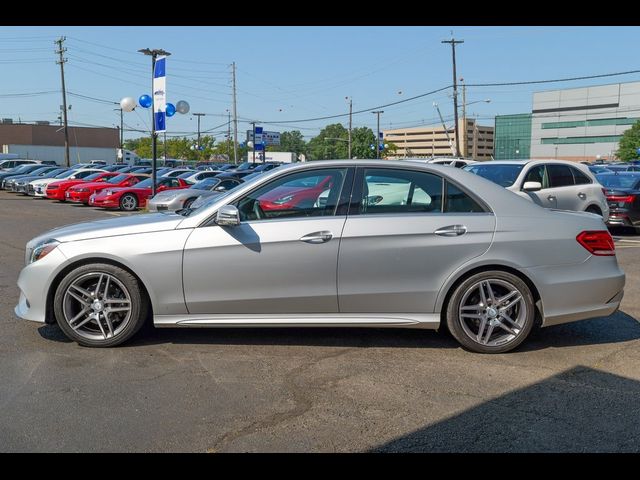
0 120 119 165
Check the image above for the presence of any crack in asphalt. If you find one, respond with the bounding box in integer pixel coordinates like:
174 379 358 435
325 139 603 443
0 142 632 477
207 347 358 452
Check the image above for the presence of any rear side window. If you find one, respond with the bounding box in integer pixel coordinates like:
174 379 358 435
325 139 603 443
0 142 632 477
360 169 443 214
547 164 574 187
571 167 592 185
445 182 485 212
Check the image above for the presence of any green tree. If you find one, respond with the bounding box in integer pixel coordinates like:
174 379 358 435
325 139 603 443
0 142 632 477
307 123 348 160
617 121 640 161
351 126 377 159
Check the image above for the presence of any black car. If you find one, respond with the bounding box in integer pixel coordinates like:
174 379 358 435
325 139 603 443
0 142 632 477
596 172 640 231
0 164 51 189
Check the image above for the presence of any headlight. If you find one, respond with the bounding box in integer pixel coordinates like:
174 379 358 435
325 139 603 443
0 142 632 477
273 194 294 205
28 240 60 265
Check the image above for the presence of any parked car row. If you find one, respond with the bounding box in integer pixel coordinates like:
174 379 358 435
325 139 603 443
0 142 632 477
0 160 283 213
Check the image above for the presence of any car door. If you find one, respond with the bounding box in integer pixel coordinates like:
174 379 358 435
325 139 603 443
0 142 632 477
182 167 353 314
518 164 557 208
337 167 495 313
546 164 578 210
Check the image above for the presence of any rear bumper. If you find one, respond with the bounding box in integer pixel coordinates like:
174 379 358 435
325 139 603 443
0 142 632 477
523 258 625 327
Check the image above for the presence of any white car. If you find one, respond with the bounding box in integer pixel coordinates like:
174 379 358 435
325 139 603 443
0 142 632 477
161 169 196 178
28 168 107 197
464 159 609 221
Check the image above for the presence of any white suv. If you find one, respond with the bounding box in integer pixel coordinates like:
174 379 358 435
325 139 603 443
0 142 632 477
464 159 609 221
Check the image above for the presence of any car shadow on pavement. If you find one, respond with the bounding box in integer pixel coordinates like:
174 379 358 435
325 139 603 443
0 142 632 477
37 310 640 350
370 366 640 452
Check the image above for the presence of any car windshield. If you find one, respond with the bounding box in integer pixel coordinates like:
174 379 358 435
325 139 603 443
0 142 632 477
45 168 67 177
84 172 106 181
134 178 154 188
191 178 219 189
178 171 197 179
597 174 640 189
242 172 262 181
105 174 129 184
54 170 75 178
8 165 34 174
463 164 525 187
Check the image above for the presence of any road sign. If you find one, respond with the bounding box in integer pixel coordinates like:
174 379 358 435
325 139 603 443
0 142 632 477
247 129 280 146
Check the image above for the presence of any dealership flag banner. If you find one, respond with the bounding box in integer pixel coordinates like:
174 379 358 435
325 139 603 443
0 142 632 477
153 56 167 132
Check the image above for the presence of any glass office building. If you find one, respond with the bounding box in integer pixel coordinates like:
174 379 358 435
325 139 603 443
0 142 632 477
494 114 532 160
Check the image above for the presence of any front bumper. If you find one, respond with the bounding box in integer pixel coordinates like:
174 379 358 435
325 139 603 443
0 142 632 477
14 247 68 323
45 189 65 200
66 190 90 203
89 195 119 208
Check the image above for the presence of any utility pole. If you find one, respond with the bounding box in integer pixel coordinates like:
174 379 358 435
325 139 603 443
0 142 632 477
227 110 231 160
346 97 352 159
193 113 205 163
55 37 70 167
250 121 256 164
442 37 463 157
232 62 239 165
433 102 456 156
372 111 384 159
461 77 467 158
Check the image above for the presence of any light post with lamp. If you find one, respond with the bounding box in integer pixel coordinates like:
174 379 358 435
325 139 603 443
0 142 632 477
138 48 170 197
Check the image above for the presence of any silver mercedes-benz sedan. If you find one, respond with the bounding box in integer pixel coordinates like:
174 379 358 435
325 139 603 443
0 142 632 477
14 160 625 353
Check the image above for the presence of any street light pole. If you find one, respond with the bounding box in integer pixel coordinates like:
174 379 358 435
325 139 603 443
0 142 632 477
138 48 171 197
346 97 352 159
193 113 205 164
372 110 384 159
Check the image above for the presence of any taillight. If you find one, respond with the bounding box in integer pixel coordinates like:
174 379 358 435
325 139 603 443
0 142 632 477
606 194 635 203
577 231 615 256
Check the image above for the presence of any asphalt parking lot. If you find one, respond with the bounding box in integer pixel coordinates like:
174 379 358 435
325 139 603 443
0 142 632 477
1 191 640 452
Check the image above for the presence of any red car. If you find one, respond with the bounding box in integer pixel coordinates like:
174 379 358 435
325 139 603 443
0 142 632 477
66 173 149 204
257 174 334 211
45 170 112 201
89 176 190 211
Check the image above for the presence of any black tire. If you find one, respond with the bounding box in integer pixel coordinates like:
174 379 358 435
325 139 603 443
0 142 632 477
53 263 149 347
119 193 138 211
586 206 602 216
183 197 196 209
446 270 535 354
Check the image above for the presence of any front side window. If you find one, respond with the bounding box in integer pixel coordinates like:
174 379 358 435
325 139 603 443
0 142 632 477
523 165 549 189
235 168 347 221
359 169 442 214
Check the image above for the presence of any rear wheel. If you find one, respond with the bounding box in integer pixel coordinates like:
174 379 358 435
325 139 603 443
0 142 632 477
586 205 602 216
183 197 196 209
119 193 138 211
446 270 535 354
53 263 149 347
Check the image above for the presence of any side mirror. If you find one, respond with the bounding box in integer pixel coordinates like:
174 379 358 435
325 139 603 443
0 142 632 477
216 204 240 226
157 185 167 191
522 181 542 192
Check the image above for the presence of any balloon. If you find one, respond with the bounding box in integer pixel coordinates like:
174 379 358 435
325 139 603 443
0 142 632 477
247 141 254 148
138 94 152 109
166 103 176 117
120 97 136 112
176 100 190 114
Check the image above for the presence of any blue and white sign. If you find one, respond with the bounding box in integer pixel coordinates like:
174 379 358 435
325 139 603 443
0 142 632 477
636 147 640 155
153 56 167 133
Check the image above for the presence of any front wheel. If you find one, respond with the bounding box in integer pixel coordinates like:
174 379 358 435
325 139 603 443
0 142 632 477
53 263 149 347
446 270 535 354
119 193 138 211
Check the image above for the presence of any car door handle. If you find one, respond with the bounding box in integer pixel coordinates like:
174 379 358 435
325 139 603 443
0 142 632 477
300 231 333 244
577 192 586 199
547 195 556 201
434 225 467 237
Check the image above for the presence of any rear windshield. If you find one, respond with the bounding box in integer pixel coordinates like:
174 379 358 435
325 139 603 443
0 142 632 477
463 164 525 187
597 174 640 189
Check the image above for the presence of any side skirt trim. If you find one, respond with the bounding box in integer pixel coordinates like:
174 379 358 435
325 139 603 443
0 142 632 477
154 313 440 329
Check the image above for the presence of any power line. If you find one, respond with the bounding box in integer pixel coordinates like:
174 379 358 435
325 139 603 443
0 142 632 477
466 69 640 87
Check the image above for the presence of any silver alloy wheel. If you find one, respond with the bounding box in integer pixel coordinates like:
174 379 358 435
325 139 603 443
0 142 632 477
458 279 527 347
62 272 132 341
121 195 137 210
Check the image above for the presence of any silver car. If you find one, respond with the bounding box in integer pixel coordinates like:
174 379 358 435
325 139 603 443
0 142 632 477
464 159 609 220
147 176 243 212
15 160 625 353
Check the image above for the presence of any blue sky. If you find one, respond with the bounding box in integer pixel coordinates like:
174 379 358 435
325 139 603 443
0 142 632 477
1 26 640 143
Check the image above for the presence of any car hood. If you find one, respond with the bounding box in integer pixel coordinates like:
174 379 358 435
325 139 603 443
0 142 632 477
31 212 185 244
69 180 112 190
